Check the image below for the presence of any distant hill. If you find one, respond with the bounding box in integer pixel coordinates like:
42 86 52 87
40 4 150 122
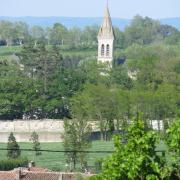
0 16 180 30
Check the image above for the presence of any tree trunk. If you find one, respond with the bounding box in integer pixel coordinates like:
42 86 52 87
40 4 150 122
34 40 37 47
6 39 13 46
19 39 23 46
43 58 48 93
100 130 104 141
157 120 160 132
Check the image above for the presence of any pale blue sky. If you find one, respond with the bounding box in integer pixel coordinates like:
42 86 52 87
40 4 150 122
0 0 180 18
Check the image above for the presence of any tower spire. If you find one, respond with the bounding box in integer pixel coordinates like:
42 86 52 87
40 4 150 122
97 2 114 39
97 2 114 64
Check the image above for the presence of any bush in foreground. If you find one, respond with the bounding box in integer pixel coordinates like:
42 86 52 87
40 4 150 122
90 119 179 180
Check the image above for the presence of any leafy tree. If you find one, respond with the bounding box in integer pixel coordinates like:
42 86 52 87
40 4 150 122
165 32 180 45
166 118 180 157
49 23 68 45
68 27 82 47
124 15 177 46
19 41 63 93
0 60 32 120
30 25 45 46
14 21 29 45
110 65 133 89
63 93 92 170
113 27 125 49
81 25 99 48
72 84 120 140
91 119 178 180
165 119 180 179
158 24 177 39
152 84 178 121
63 118 92 170
30 131 41 156
7 132 21 159
0 21 14 46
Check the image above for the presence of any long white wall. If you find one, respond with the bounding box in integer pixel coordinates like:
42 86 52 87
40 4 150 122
0 119 163 142
0 119 64 142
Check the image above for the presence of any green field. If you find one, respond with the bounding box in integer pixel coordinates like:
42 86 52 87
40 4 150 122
0 45 123 61
0 140 169 172
0 141 114 172
0 46 97 60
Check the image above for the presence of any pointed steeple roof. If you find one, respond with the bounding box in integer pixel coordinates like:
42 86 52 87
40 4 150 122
98 5 114 39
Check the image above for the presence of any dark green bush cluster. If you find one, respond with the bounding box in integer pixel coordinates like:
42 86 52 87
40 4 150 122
0 157 28 171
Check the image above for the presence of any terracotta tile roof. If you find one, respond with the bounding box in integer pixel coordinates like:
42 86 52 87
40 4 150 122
0 171 16 180
28 167 50 172
0 167 93 180
21 172 61 180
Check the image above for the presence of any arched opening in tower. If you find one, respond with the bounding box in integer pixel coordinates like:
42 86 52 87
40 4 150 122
101 44 105 56
106 44 110 56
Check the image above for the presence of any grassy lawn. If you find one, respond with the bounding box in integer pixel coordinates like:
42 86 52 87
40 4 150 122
0 45 97 60
0 46 21 57
0 45 123 60
0 141 114 171
0 140 169 172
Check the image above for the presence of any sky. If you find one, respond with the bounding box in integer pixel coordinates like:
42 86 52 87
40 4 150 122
0 0 180 19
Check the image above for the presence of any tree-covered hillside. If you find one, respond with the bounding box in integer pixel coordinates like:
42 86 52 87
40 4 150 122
0 15 179 122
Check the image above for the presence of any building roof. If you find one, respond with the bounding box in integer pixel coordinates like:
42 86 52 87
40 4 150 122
0 171 16 180
98 5 114 39
0 167 93 180
21 171 64 180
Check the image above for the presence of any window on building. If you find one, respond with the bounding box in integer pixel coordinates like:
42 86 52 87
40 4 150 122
101 44 104 56
106 44 110 56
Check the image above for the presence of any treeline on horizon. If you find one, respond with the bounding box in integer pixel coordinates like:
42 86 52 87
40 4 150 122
0 15 179 133
0 15 180 48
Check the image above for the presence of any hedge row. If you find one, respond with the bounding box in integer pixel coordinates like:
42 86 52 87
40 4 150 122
0 157 28 171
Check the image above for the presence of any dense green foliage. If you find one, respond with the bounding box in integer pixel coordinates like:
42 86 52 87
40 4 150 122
90 119 179 180
0 16 179 48
0 15 179 120
7 132 21 159
0 15 179 175
0 157 28 171
166 119 180 158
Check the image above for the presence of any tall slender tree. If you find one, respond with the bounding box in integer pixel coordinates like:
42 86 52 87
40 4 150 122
7 132 21 159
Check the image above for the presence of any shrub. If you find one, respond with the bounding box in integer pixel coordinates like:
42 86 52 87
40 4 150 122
7 132 21 159
0 157 28 171
30 131 41 156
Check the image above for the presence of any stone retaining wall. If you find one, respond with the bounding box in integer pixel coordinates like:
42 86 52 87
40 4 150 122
0 119 64 142
0 119 163 142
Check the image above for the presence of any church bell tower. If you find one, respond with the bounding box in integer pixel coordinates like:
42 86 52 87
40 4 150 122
97 3 114 64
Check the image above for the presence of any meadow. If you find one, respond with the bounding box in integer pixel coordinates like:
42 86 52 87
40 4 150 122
0 45 97 59
0 141 114 172
0 45 124 61
0 140 169 172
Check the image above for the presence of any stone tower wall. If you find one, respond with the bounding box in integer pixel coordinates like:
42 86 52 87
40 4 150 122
98 38 114 63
